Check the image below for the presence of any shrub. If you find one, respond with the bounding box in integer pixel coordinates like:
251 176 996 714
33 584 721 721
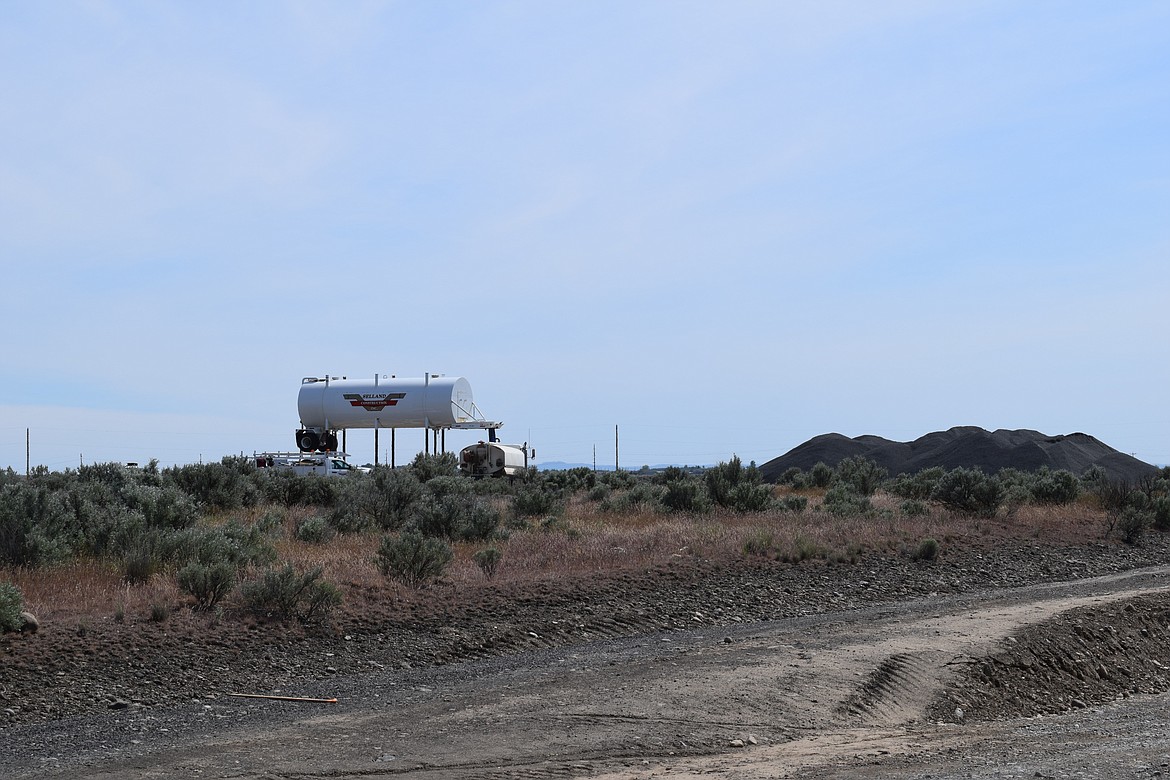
778 495 808 512
888 467 945 500
164 521 277 570
821 485 871 517
376 530 453 589
809 462 833 489
0 582 23 632
1092 478 1147 539
1094 476 1139 511
834 456 887 496
259 472 340 507
423 491 501 541
542 467 595 493
178 560 237 610
901 499 929 517
425 475 471 502
1001 484 1032 517
473 547 502 579
163 459 261 511
0 483 77 567
784 534 822 563
1153 497 1170 532
295 515 335 544
331 467 425 532
1029 468 1081 505
599 470 635 489
705 457 771 511
76 462 133 490
931 468 1004 517
661 478 711 513
123 483 199 530
1135 472 1167 503
512 485 561 519
705 457 742 507
776 467 807 488
656 466 690 485
241 564 341 621
458 499 502 542
1118 507 1152 546
599 483 664 513
409 452 459 482
911 538 940 561
743 531 775 557
586 484 611 502
730 482 774 512
122 531 165 585
408 493 499 541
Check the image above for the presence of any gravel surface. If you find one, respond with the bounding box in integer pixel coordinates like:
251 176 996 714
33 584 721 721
3 533 1170 778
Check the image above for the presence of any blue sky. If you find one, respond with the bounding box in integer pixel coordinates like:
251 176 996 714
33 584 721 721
2 1 1167 471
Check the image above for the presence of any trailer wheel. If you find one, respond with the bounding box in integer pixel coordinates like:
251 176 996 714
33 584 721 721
322 432 339 452
297 430 320 452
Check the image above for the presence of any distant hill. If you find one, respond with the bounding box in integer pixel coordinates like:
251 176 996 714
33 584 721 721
759 427 1159 483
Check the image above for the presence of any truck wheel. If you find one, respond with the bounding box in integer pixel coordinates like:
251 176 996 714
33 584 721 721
297 431 320 452
322 432 339 452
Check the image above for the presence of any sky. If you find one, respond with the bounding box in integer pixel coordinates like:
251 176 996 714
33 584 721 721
1 1 1168 472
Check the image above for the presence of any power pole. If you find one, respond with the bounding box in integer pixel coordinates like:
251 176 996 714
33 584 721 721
26 428 30 477
615 425 619 472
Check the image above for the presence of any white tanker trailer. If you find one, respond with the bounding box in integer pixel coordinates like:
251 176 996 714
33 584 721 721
295 374 501 452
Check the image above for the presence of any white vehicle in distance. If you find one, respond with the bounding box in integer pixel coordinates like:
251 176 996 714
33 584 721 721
253 452 370 478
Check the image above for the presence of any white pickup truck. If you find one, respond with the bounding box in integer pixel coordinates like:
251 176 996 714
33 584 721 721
253 452 369 478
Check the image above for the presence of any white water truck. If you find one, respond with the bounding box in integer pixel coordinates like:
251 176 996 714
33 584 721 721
458 441 532 478
295 374 502 453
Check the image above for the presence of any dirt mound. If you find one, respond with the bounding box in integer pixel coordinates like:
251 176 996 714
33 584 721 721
930 591 1170 722
760 427 1158 483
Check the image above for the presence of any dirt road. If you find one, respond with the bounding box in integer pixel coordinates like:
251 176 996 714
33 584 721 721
7 563 1170 779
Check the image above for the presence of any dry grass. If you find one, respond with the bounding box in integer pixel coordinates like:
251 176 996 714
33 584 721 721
9 560 181 623
2 493 1120 621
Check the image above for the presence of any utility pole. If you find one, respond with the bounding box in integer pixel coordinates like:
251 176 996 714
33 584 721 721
615 425 619 472
26 428 30 477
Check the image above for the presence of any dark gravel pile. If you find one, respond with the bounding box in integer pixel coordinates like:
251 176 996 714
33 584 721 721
759 427 1160 482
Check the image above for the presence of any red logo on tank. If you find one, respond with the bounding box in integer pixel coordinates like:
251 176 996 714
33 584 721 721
342 393 406 412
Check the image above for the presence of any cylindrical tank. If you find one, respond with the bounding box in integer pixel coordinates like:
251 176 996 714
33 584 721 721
459 442 528 477
298 375 476 431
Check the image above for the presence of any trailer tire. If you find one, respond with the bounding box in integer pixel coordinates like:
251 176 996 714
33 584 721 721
322 432 339 452
297 430 320 452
